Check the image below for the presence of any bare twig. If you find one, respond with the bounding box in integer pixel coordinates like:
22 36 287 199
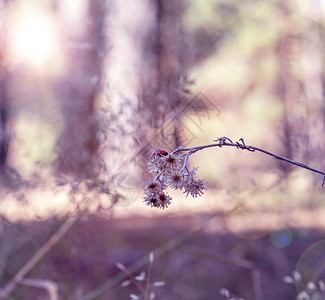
19 278 58 300
172 137 325 186
144 252 154 299
0 214 81 300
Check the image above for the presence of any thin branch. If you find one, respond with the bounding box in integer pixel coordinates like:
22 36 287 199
144 252 154 299
19 278 58 300
172 137 325 185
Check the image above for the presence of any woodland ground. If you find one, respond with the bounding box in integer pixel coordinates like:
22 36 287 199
3 207 325 300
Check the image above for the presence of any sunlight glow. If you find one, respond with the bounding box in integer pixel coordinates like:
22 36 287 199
5 4 62 71
58 0 88 35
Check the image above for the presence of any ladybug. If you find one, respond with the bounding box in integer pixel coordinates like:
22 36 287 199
151 149 168 157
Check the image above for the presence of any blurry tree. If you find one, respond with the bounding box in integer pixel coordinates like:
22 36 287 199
299 1 325 168
102 0 193 179
183 0 325 182
275 0 325 176
275 1 308 174
152 0 192 147
0 0 10 179
0 49 9 169
53 0 105 177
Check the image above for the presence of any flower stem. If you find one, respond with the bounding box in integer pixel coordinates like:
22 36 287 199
172 137 325 186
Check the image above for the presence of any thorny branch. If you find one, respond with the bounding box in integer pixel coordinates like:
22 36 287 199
171 136 325 186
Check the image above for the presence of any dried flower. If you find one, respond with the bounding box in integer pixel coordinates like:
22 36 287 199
156 192 172 209
144 194 159 208
144 149 207 208
147 153 183 175
166 171 184 190
144 180 165 195
147 156 165 174
164 153 183 172
183 177 207 197
143 192 172 209
283 276 295 284
135 271 146 281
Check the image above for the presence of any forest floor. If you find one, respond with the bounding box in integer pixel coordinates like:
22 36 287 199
3 206 325 300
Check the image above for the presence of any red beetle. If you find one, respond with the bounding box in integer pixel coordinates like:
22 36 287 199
151 149 168 157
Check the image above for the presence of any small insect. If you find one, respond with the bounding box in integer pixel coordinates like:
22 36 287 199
151 149 168 157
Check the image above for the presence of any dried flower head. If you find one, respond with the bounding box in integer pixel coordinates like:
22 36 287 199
147 155 165 174
144 180 165 195
164 153 183 172
183 169 207 197
144 149 207 209
156 192 172 209
183 178 207 197
147 153 183 175
166 171 184 190
144 194 159 208
143 192 172 209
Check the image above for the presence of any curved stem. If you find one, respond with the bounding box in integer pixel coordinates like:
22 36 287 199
172 137 325 185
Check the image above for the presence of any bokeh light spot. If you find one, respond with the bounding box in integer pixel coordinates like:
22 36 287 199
269 228 293 248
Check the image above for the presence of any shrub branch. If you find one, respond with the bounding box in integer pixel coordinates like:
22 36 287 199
172 137 325 186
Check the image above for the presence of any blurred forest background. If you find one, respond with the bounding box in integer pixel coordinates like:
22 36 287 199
1 0 325 299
